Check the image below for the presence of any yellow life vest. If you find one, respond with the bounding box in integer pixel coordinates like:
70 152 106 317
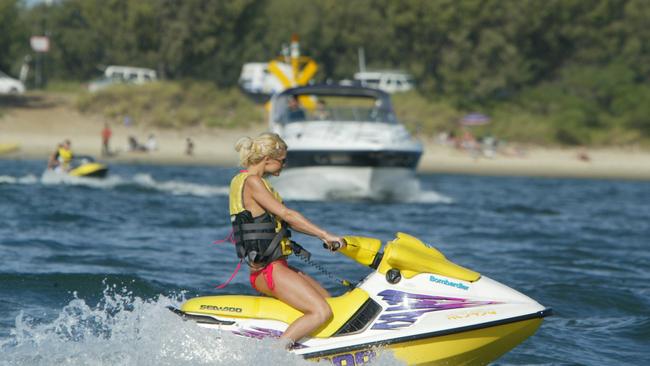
58 147 73 165
229 171 293 265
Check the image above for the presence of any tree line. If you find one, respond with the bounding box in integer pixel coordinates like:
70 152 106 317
2 0 649 144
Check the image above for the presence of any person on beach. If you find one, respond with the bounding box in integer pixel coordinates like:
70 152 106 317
127 136 147 152
146 134 158 152
229 132 344 347
185 137 194 156
101 123 112 157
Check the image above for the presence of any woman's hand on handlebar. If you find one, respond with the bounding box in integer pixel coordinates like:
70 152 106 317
321 233 346 252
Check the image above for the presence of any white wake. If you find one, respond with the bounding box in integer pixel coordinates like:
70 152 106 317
0 286 403 366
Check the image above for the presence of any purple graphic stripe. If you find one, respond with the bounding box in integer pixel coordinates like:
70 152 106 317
372 289 500 330
231 326 306 349
232 326 283 339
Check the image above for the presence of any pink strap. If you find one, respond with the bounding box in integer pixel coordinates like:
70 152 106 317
215 261 242 289
213 228 234 245
213 228 239 289
213 170 248 288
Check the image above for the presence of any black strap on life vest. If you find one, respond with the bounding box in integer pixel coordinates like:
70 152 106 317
232 210 290 266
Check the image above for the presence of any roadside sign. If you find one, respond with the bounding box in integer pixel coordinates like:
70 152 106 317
30 36 50 53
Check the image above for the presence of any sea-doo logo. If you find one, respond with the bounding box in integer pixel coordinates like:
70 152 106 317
200 305 242 313
429 275 469 290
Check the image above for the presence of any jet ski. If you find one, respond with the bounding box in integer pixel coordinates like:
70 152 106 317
46 155 109 178
171 233 551 365
67 156 109 178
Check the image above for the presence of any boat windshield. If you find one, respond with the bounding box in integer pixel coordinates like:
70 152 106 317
273 94 397 124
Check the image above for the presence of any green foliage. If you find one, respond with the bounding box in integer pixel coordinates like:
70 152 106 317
76 81 264 129
0 0 28 74
392 92 461 135
44 80 86 93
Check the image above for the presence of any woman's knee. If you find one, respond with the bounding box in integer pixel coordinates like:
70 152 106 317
313 301 333 323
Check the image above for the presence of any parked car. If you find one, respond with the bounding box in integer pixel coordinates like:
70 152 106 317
88 65 157 92
0 70 26 94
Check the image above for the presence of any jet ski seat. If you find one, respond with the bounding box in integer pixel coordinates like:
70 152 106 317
180 288 371 338
377 232 481 282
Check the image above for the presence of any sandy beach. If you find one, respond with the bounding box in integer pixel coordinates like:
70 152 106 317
2 93 649 180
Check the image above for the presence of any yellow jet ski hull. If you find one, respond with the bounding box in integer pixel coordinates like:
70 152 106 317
312 317 543 366
69 162 108 178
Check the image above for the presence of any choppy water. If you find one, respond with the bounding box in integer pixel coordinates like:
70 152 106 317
0 159 648 365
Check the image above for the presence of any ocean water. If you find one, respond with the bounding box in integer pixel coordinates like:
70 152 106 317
0 159 648 365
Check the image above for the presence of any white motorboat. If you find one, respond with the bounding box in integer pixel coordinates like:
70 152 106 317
268 85 423 201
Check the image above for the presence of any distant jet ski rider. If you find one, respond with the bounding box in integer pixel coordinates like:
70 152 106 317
229 132 345 347
48 139 73 172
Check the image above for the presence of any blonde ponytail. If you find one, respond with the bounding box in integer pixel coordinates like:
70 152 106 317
235 132 287 167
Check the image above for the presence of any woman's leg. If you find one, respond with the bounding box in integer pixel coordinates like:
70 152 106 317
254 262 332 343
296 271 331 298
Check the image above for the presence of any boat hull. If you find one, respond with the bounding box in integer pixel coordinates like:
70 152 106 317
286 149 421 169
270 166 420 201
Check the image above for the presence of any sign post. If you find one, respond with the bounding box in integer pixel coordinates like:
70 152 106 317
30 36 50 88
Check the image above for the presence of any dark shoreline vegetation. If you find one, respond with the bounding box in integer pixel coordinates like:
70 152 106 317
2 0 650 147
76 82 265 129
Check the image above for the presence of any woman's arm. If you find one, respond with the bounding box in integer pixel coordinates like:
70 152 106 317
246 176 342 246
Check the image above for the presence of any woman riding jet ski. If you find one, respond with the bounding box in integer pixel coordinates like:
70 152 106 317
225 132 345 347
46 139 108 178
170 133 551 365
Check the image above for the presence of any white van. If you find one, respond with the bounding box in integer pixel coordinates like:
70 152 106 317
88 65 157 92
353 70 415 93
0 70 26 94
238 62 292 103
104 66 157 84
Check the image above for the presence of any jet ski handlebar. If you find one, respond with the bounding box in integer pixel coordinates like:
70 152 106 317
322 240 344 251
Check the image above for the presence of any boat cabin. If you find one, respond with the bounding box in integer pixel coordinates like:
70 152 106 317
270 85 398 125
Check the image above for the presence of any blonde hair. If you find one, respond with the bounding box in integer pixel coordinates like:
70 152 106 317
235 132 287 167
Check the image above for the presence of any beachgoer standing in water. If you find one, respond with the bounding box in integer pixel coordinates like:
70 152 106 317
229 132 344 346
